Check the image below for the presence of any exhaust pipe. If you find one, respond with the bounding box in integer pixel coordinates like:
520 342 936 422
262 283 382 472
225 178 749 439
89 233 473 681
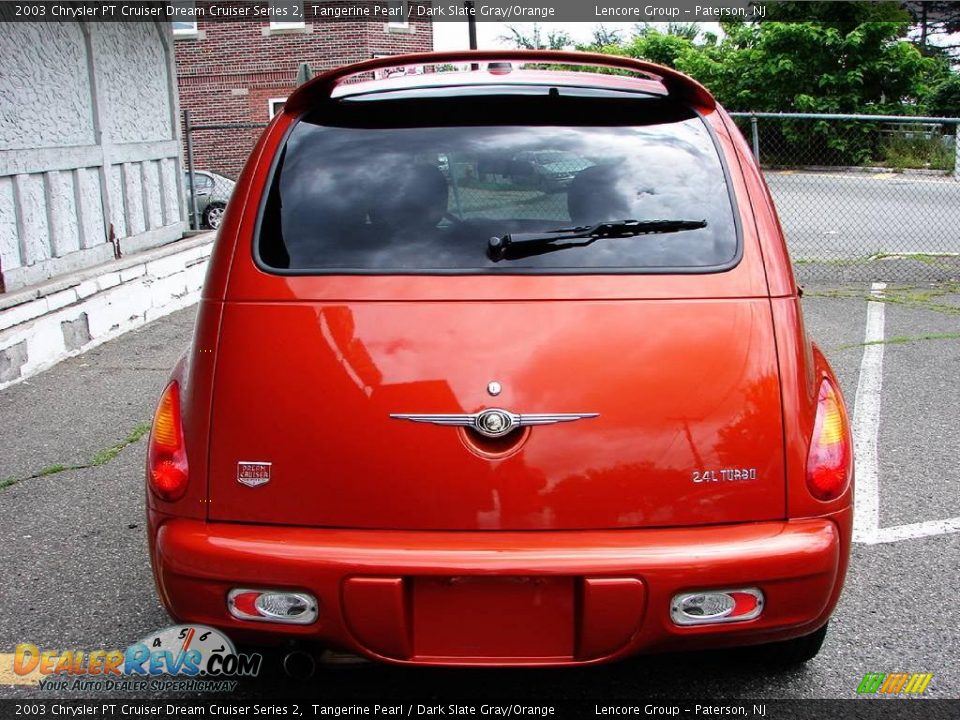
282 650 316 679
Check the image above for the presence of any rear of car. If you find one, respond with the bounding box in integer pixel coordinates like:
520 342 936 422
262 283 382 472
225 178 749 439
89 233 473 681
147 51 853 666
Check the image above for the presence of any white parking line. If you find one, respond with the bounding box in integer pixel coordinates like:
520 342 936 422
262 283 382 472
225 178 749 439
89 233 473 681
851 282 960 545
872 518 960 544
852 282 886 543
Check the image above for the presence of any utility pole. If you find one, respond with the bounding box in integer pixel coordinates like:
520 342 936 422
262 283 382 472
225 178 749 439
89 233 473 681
465 0 477 50
465 0 478 71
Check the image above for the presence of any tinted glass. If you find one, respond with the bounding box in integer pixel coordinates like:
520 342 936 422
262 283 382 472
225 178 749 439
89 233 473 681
258 91 738 272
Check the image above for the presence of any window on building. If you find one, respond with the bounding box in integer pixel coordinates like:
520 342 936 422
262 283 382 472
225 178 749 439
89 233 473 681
172 21 198 35
387 0 409 28
269 98 287 119
171 1 198 35
270 0 305 28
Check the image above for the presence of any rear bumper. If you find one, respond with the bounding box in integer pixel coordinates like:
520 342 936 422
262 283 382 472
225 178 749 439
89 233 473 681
151 512 850 666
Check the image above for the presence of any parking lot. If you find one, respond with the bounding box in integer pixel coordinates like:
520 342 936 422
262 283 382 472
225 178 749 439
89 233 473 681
0 280 958 701
767 171 960 261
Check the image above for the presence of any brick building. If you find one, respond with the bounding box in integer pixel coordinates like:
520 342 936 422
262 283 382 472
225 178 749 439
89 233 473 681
173 6 434 180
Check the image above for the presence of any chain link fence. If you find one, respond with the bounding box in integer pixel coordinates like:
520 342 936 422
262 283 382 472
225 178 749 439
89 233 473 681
182 111 266 233
183 109 960 283
730 112 960 283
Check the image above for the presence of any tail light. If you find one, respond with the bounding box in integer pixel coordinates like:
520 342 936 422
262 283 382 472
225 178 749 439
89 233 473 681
806 379 851 501
148 381 188 501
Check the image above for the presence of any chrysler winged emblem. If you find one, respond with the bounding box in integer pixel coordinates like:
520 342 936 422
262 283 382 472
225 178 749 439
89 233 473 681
390 408 599 439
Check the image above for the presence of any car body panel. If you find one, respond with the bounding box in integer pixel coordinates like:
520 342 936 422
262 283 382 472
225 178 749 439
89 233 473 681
207 298 785 530
151 510 848 664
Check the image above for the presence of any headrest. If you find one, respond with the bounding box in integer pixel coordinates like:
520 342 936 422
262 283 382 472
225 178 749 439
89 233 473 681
370 163 449 230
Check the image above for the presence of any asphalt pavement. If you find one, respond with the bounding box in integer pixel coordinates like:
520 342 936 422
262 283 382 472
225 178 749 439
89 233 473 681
766 171 960 261
1 283 958 701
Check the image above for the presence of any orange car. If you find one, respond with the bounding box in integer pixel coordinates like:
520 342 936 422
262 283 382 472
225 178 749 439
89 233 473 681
146 51 853 669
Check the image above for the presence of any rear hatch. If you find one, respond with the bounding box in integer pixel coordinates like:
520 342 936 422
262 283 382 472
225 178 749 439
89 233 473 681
207 86 785 530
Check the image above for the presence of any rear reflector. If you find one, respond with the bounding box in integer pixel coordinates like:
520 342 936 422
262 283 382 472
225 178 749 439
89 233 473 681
148 382 188 501
670 588 763 626
227 589 319 625
806 379 851 501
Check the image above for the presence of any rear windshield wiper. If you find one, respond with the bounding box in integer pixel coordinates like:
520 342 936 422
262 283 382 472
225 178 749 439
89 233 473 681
487 219 707 262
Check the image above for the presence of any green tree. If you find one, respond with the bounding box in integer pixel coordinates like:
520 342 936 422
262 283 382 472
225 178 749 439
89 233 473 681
925 75 960 116
757 0 913 31
892 1 960 55
498 23 573 50
596 5 947 114
632 22 702 42
590 24 624 48
624 29 698 68
587 3 956 165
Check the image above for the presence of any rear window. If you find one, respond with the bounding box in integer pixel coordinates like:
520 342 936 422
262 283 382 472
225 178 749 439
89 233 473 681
257 90 739 273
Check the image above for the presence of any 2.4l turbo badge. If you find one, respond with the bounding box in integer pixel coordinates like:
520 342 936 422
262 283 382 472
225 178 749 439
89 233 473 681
237 461 271 488
692 468 758 483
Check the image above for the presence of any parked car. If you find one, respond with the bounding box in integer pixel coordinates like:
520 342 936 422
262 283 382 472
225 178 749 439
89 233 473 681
147 51 852 670
507 150 593 192
183 170 234 230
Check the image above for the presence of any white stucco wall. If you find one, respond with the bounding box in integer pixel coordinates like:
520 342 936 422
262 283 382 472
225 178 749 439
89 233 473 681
0 23 95 151
0 21 187 293
0 233 214 390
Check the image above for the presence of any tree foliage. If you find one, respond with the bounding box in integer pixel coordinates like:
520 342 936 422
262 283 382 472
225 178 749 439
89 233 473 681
499 23 573 51
577 4 958 165
590 24 623 48
585 5 960 114
903 1 960 54
581 17 948 114
678 21 946 114
926 74 960 116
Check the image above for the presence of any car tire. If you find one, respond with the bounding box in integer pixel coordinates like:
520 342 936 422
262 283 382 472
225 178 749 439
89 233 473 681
204 202 226 230
750 623 829 667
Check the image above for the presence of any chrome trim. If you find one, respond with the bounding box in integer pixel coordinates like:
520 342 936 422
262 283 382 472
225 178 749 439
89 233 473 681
390 408 599 439
669 587 764 626
227 588 319 625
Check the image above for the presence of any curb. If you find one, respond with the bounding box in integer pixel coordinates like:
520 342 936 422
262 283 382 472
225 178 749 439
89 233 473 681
0 233 215 391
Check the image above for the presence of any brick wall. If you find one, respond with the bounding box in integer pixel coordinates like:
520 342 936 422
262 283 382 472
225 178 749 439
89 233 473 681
175 18 433 180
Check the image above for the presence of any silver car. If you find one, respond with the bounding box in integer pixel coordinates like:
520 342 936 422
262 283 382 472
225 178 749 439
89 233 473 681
183 171 235 230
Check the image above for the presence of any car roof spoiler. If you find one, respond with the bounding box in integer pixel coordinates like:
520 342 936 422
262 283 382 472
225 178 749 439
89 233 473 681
283 50 716 114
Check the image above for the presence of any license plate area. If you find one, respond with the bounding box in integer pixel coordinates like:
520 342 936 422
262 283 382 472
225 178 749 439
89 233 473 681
413 576 575 660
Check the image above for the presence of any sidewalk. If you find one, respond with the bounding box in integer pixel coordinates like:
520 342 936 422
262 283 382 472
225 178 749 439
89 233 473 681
0 307 196 681
0 307 195 489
